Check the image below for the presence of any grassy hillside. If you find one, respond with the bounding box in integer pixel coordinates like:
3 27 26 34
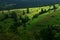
0 4 60 40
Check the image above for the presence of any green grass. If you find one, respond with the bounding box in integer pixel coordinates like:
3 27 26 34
28 9 60 28
0 4 60 28
0 4 60 40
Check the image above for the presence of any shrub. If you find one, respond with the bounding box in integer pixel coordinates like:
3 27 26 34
53 5 57 9
0 14 9 21
9 11 21 34
39 9 44 14
32 14 39 19
10 11 17 22
21 15 30 27
23 10 25 15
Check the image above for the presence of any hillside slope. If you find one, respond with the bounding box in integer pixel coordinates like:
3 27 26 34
29 9 60 27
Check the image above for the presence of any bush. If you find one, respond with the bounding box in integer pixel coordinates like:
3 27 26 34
9 11 21 34
32 14 39 19
53 5 57 9
39 9 44 15
21 15 30 27
39 9 47 15
10 11 17 22
23 10 25 15
0 14 9 21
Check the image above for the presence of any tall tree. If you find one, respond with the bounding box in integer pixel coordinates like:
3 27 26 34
27 8 29 13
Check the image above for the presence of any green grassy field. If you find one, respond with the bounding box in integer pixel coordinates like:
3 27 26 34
0 4 60 40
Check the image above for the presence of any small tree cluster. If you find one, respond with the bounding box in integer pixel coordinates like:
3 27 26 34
10 11 17 21
32 9 47 20
9 11 21 34
19 15 30 27
0 14 9 21
39 9 47 15
53 5 57 9
32 14 39 19
48 5 57 11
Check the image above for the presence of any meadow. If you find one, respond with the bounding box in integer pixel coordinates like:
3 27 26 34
0 4 60 40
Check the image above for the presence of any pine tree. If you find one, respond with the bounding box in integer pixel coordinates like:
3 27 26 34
27 8 29 13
